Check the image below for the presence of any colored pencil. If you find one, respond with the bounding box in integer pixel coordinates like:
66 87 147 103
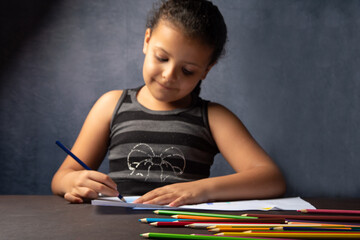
172 215 286 223
216 230 360 238
140 232 278 240
154 210 257 219
150 222 200 227
207 224 329 228
209 227 272 232
298 209 360 215
242 213 360 222
55 140 126 202
151 221 280 227
139 218 193 223
213 229 359 233
190 234 297 240
188 223 326 229
287 219 360 226
172 215 228 220
272 226 360 231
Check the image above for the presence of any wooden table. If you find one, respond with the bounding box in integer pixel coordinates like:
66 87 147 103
1 195 359 240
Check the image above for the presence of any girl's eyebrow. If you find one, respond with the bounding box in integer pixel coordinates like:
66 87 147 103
154 46 201 68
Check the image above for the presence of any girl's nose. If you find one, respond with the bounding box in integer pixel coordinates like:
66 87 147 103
162 64 177 83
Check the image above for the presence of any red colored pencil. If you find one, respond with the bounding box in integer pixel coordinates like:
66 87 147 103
298 209 360 215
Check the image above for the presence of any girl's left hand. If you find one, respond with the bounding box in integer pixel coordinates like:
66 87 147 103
133 181 209 207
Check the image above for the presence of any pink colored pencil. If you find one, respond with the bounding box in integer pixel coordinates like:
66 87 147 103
150 221 278 227
243 213 360 222
150 222 196 227
298 209 360 215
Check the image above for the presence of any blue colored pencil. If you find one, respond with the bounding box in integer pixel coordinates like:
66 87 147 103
139 218 193 223
55 140 126 202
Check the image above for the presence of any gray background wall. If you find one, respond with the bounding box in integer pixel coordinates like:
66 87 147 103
1 0 359 197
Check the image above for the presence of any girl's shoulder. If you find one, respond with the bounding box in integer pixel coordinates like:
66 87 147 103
207 101 233 117
207 101 245 131
89 90 124 120
96 90 124 107
99 90 124 101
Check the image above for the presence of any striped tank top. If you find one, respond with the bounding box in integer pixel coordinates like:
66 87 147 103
108 87 219 195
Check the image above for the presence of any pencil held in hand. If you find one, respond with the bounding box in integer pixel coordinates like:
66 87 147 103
55 140 126 202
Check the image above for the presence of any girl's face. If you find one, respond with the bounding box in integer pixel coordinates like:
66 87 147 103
141 20 213 110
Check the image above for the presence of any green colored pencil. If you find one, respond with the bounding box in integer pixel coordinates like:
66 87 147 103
140 232 271 240
153 210 257 220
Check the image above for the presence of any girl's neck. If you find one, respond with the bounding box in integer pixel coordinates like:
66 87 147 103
136 86 193 111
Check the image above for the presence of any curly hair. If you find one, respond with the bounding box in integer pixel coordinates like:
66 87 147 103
147 0 227 66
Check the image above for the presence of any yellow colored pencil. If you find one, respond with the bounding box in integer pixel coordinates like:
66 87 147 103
215 230 360 239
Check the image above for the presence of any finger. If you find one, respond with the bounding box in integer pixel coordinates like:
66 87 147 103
83 179 119 197
168 196 188 207
134 188 166 203
64 192 83 203
87 171 118 190
143 193 178 205
82 171 119 197
74 186 99 199
133 189 158 203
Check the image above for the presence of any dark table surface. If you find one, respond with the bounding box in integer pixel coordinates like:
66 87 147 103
1 195 359 240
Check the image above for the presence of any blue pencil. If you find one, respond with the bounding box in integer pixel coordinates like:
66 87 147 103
55 140 126 202
139 218 193 223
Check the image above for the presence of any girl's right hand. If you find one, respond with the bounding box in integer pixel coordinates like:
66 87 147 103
63 170 119 203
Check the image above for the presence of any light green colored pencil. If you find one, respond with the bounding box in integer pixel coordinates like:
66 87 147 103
140 232 271 240
153 210 257 220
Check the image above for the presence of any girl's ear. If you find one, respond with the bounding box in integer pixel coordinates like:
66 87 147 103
143 28 152 54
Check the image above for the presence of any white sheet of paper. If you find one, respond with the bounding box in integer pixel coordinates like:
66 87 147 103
91 196 316 211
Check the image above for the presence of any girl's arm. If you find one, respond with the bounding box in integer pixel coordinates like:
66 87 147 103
134 102 286 206
51 90 123 203
198 102 286 201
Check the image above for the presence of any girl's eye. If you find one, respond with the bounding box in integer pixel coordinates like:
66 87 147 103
156 56 168 62
182 68 194 76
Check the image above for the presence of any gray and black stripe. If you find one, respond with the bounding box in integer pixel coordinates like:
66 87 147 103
108 87 219 195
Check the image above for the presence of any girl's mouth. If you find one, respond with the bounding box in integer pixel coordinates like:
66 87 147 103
156 81 174 91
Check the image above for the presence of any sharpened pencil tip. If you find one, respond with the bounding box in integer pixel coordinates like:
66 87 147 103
140 233 149 238
118 195 127 202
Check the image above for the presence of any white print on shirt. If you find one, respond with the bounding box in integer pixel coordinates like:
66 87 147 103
127 143 186 182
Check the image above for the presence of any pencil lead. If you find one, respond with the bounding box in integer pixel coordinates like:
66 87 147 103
140 233 150 238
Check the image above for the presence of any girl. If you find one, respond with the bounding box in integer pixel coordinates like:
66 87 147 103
51 0 286 207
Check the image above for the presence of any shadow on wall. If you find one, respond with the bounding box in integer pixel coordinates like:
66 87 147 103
0 0 60 74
